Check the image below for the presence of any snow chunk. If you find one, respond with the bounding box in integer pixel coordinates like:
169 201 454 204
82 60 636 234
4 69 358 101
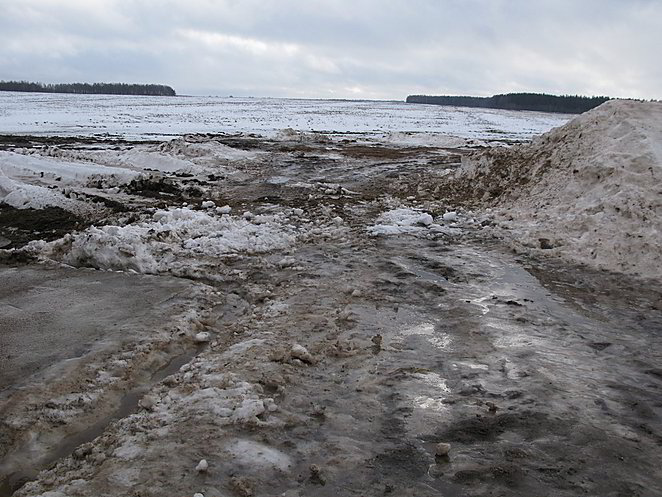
368 208 437 236
290 344 314 364
418 213 434 225
232 398 266 422
442 211 458 222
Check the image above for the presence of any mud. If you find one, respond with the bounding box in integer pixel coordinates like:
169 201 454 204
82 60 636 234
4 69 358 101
0 133 660 497
0 206 88 249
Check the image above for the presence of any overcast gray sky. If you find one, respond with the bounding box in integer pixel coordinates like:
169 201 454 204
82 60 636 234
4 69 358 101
0 0 660 100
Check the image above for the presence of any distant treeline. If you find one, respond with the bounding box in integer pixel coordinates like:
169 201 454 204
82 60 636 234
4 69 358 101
0 81 176 96
406 93 610 114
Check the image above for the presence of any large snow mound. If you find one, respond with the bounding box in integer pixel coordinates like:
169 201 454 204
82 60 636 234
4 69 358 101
453 100 662 278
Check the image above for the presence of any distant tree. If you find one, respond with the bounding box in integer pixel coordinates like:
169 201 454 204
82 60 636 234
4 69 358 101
0 81 177 96
406 92 610 114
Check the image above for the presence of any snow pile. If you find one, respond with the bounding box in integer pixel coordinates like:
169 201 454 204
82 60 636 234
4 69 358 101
0 151 138 186
379 131 476 148
454 100 662 278
35 207 299 273
157 136 259 161
275 128 332 143
368 207 438 236
21 145 197 174
0 151 138 212
110 150 196 174
0 168 95 212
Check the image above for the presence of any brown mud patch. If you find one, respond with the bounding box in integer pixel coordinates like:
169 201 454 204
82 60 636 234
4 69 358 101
0 205 88 249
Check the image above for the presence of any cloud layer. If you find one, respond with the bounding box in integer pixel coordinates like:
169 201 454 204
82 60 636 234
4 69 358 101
0 0 660 99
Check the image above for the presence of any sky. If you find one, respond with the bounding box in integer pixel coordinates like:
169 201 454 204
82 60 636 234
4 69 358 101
0 0 660 100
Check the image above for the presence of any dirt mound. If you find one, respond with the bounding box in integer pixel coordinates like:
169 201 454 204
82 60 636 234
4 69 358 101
448 100 662 278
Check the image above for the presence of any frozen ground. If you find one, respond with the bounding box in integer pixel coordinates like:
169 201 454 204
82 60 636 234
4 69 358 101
0 92 570 143
0 95 660 497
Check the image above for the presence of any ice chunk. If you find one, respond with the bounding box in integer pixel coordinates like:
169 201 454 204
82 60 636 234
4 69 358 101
442 211 458 222
290 344 313 363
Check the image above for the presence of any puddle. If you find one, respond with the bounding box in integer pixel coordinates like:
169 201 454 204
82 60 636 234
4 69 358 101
266 175 290 185
0 347 201 497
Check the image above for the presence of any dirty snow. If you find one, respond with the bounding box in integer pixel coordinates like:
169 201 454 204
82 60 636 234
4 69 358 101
32 207 300 274
454 100 662 277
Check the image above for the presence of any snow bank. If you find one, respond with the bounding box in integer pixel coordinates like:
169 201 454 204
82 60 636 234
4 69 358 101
28 138 256 178
0 151 138 186
0 168 95 212
111 150 195 174
0 151 138 212
35 207 299 273
379 131 476 148
453 100 662 278
275 128 332 143
157 136 259 161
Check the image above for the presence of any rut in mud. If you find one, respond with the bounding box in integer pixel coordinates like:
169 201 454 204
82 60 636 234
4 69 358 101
1 133 661 497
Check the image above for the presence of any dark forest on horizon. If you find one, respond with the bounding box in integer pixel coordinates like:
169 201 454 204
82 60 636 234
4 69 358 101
0 81 176 96
406 93 610 114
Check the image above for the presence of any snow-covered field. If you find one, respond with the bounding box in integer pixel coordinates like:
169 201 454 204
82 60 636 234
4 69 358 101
1 94 661 497
0 91 570 142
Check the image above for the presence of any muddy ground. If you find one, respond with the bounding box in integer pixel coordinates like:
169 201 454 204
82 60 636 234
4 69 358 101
1 134 661 497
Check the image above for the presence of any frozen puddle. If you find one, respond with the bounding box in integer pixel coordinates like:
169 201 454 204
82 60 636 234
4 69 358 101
396 322 451 350
0 265 205 391
0 264 213 495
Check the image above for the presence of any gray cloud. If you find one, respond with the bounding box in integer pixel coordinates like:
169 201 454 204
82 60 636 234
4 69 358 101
0 0 659 99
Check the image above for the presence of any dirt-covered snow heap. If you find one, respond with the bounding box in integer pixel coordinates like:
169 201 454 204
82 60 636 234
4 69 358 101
448 99 662 278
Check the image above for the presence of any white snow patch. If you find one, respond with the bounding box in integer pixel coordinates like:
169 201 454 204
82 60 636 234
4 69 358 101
397 322 451 350
0 169 97 213
368 208 439 236
113 441 143 461
442 211 458 222
114 150 196 174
